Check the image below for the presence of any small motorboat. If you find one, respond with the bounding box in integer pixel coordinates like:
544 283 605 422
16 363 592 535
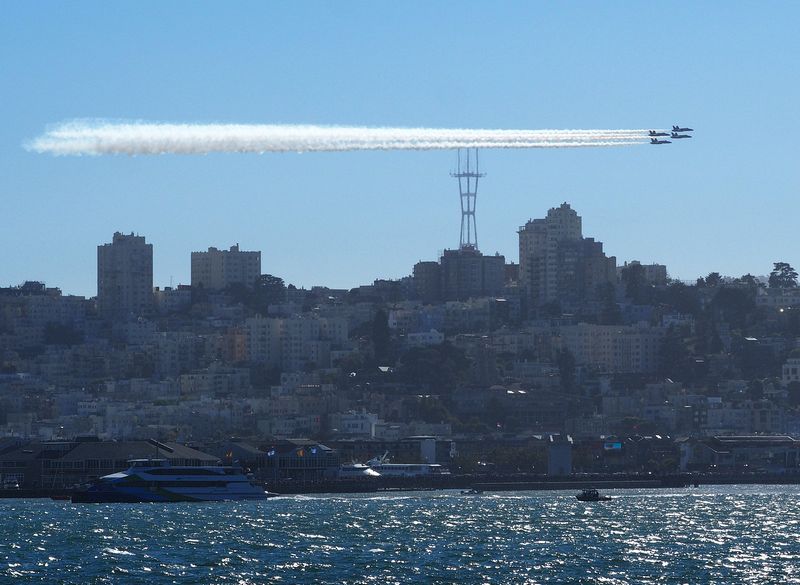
576 488 611 502
461 488 484 495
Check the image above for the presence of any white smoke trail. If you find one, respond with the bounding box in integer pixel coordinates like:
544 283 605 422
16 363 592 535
27 121 659 156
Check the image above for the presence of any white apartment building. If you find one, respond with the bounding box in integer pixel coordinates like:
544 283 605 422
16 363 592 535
329 411 379 438
756 287 800 311
246 315 348 372
555 323 665 374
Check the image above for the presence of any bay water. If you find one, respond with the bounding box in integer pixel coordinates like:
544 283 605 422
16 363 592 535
2 485 799 584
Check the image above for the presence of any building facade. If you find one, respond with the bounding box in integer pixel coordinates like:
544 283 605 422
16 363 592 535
191 244 261 291
518 203 616 314
413 249 505 303
97 232 153 321
555 323 665 374
245 315 349 372
412 261 442 303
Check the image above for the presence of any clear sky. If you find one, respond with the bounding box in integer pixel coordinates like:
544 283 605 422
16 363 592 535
2 2 799 297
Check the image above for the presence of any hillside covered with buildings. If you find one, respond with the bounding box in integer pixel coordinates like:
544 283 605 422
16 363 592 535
3 203 800 486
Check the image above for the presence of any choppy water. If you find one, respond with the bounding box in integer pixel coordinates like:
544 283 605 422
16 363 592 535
2 486 800 584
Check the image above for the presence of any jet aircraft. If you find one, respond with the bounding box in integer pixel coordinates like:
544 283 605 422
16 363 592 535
672 125 694 132
650 138 671 144
649 130 670 137
670 132 691 139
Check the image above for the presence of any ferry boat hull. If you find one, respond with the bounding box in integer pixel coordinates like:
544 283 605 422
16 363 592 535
72 487 273 503
71 459 274 503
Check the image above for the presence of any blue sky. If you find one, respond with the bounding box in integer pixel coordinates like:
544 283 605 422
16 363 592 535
2 2 799 296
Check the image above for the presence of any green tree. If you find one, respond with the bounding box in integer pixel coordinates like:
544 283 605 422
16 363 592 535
334 352 364 377
658 326 693 382
736 274 760 289
769 262 798 289
416 396 452 424
732 335 777 379
401 395 453 424
710 287 755 329
253 274 287 309
396 343 469 392
747 379 764 400
658 282 701 317
620 262 650 304
705 272 723 287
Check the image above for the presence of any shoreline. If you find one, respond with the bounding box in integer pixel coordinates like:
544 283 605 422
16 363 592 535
6 472 800 499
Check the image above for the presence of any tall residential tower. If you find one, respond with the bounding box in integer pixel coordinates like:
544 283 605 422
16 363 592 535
518 203 616 314
97 232 153 321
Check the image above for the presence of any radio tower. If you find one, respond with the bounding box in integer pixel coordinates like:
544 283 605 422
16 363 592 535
451 148 484 251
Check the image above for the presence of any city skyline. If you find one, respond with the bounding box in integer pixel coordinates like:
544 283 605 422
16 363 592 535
1 194 787 298
3 3 800 296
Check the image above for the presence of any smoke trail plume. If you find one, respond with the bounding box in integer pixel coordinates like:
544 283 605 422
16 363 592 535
27 121 659 156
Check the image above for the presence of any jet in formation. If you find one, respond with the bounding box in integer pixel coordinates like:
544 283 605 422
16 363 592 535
650 125 693 144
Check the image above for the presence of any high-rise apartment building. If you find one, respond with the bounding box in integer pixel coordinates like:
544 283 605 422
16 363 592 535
413 249 506 303
97 232 153 321
518 203 616 313
440 248 505 301
191 244 261 291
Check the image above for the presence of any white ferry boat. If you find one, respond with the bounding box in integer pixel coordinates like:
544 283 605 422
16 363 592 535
72 459 274 503
366 456 450 478
336 463 381 480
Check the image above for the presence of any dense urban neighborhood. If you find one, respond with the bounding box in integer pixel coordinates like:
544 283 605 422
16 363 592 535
3 202 800 489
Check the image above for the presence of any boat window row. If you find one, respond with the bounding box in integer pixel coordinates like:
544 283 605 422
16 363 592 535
120 479 240 488
146 468 227 476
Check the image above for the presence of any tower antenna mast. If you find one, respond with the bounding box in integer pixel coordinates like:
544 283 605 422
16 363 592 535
451 148 485 251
